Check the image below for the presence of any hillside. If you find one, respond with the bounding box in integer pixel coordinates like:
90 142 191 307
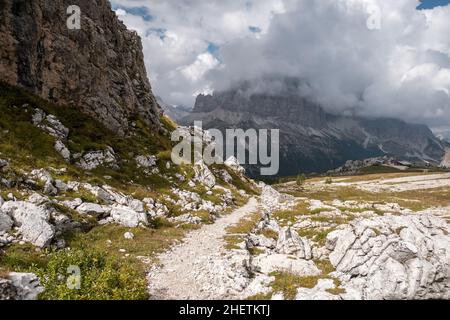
0 82 257 299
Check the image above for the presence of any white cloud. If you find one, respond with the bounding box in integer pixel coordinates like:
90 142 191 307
111 0 450 128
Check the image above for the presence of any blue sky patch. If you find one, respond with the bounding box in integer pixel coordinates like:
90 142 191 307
111 4 153 21
417 0 450 9
249 26 262 33
147 28 167 40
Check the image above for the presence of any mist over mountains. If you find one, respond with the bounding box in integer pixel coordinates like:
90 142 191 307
180 78 447 176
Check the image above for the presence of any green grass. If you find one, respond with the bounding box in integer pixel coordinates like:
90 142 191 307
0 223 192 300
252 259 344 300
224 211 261 250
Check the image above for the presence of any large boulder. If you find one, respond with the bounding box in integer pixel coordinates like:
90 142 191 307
193 161 216 189
326 214 450 300
76 203 111 216
252 254 321 276
32 109 69 140
0 273 44 300
1 201 55 247
224 156 246 174
276 227 312 260
76 147 118 170
110 205 148 228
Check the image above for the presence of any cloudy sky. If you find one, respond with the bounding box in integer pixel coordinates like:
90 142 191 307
110 0 450 130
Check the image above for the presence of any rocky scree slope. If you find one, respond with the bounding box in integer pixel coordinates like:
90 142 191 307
0 83 257 299
0 0 161 135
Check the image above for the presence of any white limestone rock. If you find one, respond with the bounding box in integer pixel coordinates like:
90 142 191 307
193 161 216 189
135 155 157 168
76 203 110 216
111 205 148 227
295 279 342 300
326 214 450 300
1 201 55 247
124 232 135 240
54 140 71 162
276 227 312 260
252 254 321 276
76 147 118 170
224 156 246 174
32 109 69 140
6 272 44 300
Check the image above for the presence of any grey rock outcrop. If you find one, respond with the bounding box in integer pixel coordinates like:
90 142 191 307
75 147 118 170
276 227 312 260
0 0 161 135
326 214 450 300
0 210 14 233
0 273 44 300
193 161 216 189
110 205 148 228
1 201 55 247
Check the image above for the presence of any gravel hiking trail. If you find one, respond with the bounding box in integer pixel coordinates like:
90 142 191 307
147 197 259 300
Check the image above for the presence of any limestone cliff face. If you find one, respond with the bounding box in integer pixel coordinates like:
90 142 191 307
0 0 161 134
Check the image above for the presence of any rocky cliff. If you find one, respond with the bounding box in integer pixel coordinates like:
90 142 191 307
0 0 161 135
183 86 445 176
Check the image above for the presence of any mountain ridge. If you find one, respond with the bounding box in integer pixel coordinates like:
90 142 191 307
182 88 445 176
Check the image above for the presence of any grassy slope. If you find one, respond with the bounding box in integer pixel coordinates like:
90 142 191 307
0 82 253 299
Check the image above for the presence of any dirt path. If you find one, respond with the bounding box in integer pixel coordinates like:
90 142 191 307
147 197 259 300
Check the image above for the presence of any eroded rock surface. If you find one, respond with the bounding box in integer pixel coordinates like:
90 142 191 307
0 0 161 134
326 214 450 300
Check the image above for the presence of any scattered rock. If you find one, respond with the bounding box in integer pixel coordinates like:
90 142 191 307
224 156 246 174
193 161 216 189
54 140 70 162
124 232 135 240
135 155 156 168
1 201 55 247
76 203 110 216
32 109 69 140
276 227 312 260
111 205 148 228
76 147 118 170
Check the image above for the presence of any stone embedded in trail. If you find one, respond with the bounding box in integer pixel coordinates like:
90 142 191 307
1 201 55 247
326 214 450 300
